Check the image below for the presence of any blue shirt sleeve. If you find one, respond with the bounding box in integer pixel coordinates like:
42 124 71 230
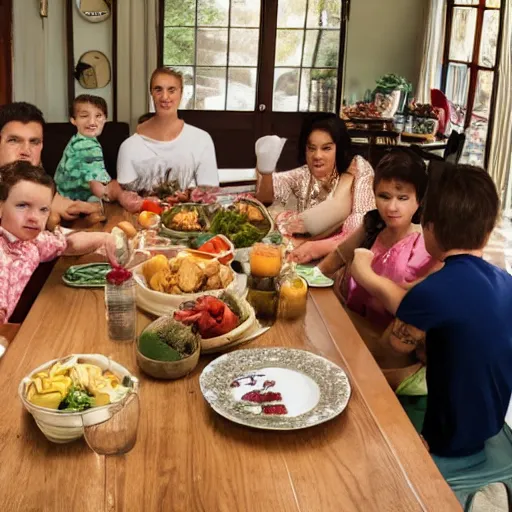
396 277 441 332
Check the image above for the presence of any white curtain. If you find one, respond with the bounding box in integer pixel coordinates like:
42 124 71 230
12 0 68 121
488 0 512 204
116 0 159 131
417 0 447 103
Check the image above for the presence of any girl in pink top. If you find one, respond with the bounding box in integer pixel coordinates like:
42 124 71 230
318 149 438 330
0 161 118 324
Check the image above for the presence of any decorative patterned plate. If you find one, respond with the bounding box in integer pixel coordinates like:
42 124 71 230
296 265 334 288
200 348 350 430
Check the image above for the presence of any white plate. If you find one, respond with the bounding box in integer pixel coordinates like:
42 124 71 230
295 265 334 288
200 348 350 430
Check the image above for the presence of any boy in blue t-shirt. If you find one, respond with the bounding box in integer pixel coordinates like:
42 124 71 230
350 164 512 461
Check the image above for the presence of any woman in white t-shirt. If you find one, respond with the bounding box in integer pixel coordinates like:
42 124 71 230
116 68 219 194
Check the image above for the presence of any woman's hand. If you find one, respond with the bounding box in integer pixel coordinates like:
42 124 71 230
288 241 325 264
255 135 286 174
350 248 375 287
283 215 306 235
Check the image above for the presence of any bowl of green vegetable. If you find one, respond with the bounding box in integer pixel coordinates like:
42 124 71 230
136 316 201 379
210 198 273 252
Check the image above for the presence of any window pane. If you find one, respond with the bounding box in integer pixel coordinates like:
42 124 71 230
164 0 196 26
275 30 304 67
197 28 228 66
449 7 478 62
197 0 229 27
164 28 195 66
446 63 470 127
173 66 195 109
302 30 340 67
486 0 500 7
479 10 500 67
273 68 300 112
231 0 261 27
454 0 479 4
299 68 337 112
229 29 259 66
195 67 226 110
473 70 494 120
306 0 342 28
227 68 257 111
277 0 307 28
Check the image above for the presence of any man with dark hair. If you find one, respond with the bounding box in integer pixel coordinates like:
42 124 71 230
0 102 45 167
0 101 99 220
350 163 512 500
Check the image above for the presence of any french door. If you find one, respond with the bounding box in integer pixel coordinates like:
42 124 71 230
0 0 12 106
160 0 348 169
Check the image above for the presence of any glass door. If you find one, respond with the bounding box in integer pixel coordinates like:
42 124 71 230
161 0 347 169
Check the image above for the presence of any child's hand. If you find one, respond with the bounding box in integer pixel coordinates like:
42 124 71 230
350 248 375 285
104 234 120 267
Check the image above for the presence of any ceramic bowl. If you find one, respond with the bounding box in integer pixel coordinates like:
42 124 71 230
136 323 200 379
18 354 138 444
132 257 246 315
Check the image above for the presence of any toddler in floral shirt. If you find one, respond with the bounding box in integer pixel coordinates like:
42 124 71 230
0 161 118 324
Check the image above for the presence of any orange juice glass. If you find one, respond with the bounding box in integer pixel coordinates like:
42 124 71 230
249 243 282 277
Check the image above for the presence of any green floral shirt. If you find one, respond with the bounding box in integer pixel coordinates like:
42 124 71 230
54 133 111 201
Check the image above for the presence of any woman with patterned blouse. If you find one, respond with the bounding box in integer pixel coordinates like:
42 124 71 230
255 114 375 263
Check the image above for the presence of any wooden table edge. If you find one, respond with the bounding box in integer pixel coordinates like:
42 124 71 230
309 289 461 511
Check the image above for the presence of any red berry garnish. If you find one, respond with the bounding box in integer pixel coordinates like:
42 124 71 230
262 404 288 415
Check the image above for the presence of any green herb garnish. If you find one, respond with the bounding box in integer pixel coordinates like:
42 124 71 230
210 210 264 248
58 386 94 412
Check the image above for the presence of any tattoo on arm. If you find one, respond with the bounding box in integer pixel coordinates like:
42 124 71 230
389 319 426 352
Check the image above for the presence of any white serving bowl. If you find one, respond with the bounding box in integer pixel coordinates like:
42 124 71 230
133 260 247 316
19 354 138 444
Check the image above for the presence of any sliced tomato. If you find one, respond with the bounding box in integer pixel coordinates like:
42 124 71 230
212 236 230 251
198 241 217 254
141 199 162 215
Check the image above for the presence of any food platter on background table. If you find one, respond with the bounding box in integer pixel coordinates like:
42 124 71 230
200 348 351 430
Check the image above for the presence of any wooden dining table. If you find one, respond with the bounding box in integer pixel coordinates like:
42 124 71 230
0 206 461 511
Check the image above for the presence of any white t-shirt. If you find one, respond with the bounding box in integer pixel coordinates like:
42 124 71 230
116 123 219 192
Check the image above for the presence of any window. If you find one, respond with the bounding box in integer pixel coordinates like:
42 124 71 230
442 0 503 166
161 0 344 113
160 0 347 169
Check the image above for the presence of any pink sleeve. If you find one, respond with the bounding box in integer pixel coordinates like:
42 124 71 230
33 230 68 263
0 252 9 323
272 166 308 206
404 234 434 282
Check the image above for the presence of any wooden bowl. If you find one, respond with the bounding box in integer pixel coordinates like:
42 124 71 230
136 342 200 380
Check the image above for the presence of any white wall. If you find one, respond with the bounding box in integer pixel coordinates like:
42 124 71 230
72 7 114 120
344 0 430 103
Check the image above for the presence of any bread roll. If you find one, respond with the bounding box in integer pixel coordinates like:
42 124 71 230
117 221 137 239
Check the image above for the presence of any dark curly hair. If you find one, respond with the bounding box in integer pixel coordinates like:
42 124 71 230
0 102 45 133
297 113 353 175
